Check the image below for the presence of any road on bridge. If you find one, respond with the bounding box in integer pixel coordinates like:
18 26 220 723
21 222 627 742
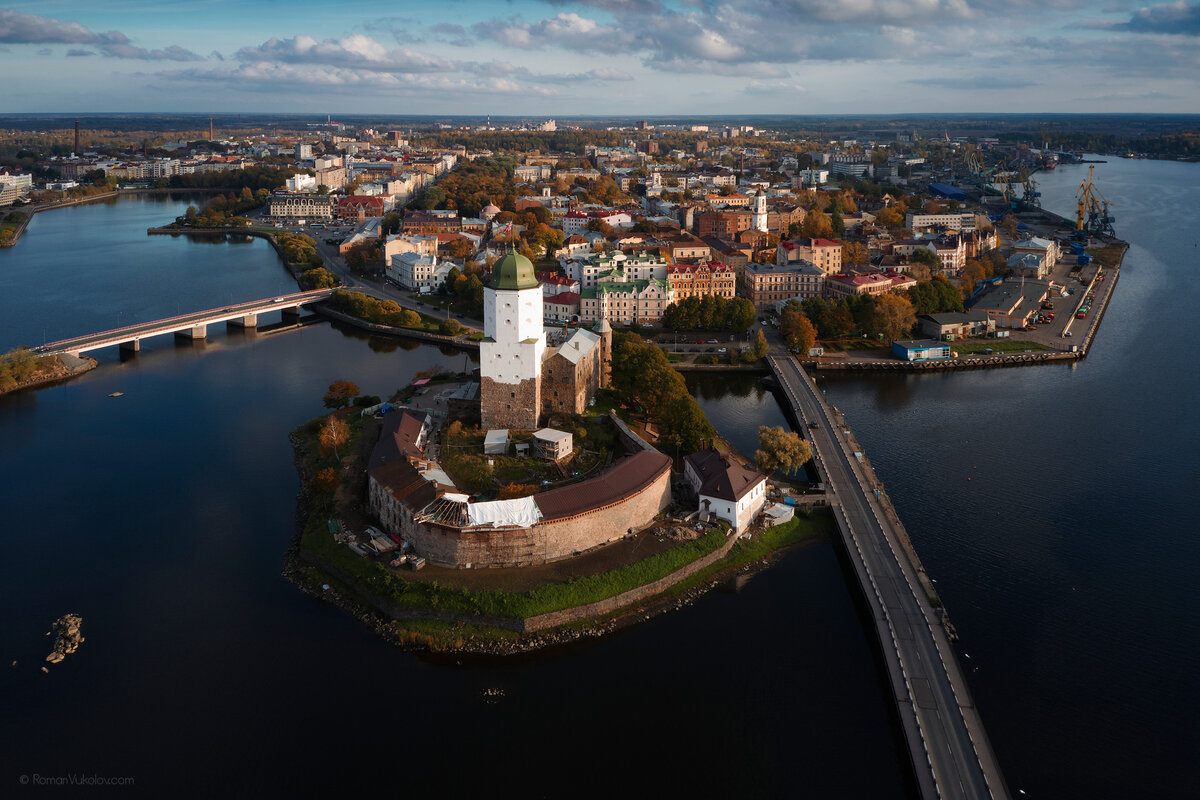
768 349 1007 800
35 290 332 357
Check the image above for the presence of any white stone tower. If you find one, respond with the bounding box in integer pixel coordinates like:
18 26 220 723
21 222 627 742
480 251 545 430
751 188 768 233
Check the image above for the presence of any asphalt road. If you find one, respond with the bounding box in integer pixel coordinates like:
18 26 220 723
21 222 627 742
36 290 332 355
768 349 1006 800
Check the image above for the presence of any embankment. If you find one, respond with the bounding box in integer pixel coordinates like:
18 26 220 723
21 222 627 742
0 353 97 397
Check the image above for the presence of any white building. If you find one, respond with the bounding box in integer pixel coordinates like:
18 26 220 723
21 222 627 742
386 252 452 293
683 450 768 534
480 252 547 430
905 212 978 232
285 174 317 193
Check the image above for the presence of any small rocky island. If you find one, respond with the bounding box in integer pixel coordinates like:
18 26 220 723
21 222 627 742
45 613 84 666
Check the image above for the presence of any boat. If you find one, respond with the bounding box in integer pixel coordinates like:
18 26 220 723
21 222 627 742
107 392 124 398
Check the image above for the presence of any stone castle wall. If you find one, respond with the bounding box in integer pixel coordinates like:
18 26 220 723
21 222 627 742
480 375 541 430
407 461 672 568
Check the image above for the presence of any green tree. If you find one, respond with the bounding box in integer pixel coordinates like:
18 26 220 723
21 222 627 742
322 380 360 410
725 297 756 332
298 267 339 290
755 425 812 474
440 318 463 336
752 328 769 360
657 394 716 455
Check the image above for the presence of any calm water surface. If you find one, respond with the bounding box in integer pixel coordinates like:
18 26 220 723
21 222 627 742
0 196 910 797
814 157 1200 798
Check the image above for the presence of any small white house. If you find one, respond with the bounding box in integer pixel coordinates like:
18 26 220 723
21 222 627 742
484 429 509 455
683 449 768 534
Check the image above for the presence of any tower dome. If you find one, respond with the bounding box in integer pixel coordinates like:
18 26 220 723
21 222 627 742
482 203 501 220
491 251 539 290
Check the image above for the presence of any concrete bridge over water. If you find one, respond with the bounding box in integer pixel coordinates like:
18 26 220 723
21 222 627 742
33 289 333 357
767 351 1009 800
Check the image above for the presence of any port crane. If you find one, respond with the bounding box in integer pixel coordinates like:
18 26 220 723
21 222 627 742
1075 165 1115 237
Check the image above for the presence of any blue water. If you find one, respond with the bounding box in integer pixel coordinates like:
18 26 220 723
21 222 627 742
0 196 911 797
811 157 1200 798
0 194 296 351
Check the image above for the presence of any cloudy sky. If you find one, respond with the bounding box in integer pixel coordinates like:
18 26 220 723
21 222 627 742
1 0 1197 114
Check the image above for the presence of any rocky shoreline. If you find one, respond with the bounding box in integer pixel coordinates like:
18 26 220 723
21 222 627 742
0 354 97 397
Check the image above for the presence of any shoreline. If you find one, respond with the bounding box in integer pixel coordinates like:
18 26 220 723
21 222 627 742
2 188 235 249
0 353 97 397
283 426 830 656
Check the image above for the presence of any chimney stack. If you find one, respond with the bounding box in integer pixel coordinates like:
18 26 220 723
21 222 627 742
74 119 80 157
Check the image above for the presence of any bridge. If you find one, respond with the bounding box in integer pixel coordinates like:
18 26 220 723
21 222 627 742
768 352 1008 800
34 289 334 357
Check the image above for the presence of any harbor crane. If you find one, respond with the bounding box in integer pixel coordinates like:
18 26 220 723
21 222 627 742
1075 165 1115 237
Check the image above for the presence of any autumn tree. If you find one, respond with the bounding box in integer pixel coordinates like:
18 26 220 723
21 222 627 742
313 467 339 494
871 294 917 342
323 380 360 409
780 310 817 354
842 241 869 266
755 425 813 474
800 209 835 239
499 482 540 500
318 416 350 460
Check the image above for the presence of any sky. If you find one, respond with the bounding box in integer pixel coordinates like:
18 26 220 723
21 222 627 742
1 0 1198 115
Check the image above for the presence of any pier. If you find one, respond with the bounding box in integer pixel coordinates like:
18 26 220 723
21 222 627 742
768 351 1009 800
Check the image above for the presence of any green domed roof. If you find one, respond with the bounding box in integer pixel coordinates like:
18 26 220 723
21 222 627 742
491 251 539 290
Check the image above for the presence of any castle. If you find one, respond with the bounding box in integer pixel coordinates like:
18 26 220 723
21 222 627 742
480 251 612 429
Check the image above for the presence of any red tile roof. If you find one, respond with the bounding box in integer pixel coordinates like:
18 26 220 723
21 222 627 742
535 450 671 522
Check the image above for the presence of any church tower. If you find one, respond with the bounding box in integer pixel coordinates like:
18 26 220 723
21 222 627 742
480 251 545 430
751 188 768 233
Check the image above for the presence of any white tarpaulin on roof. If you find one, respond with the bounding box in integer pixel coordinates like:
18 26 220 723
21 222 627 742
467 496 542 528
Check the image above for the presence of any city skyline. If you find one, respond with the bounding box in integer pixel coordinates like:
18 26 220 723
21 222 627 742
2 0 1198 115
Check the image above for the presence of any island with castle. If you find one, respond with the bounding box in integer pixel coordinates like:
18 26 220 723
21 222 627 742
288 250 826 652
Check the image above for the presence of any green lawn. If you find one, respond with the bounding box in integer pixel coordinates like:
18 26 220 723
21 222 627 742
953 339 1047 354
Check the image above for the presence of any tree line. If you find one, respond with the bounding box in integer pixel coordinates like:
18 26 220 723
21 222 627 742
660 294 757 333
609 331 715 455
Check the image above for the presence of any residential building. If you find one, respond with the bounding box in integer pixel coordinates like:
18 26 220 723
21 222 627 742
1011 237 1061 270
905 212 980 232
683 449 768 534
544 291 581 323
666 262 736 302
776 238 843 275
386 252 453 293
402 210 462 234
742 260 826 310
266 193 336 219
580 279 673 326
826 271 918 299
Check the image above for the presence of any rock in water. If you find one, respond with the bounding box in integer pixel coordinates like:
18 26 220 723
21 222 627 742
44 613 84 666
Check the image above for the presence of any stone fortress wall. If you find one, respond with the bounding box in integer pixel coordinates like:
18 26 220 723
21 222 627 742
408 454 672 568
